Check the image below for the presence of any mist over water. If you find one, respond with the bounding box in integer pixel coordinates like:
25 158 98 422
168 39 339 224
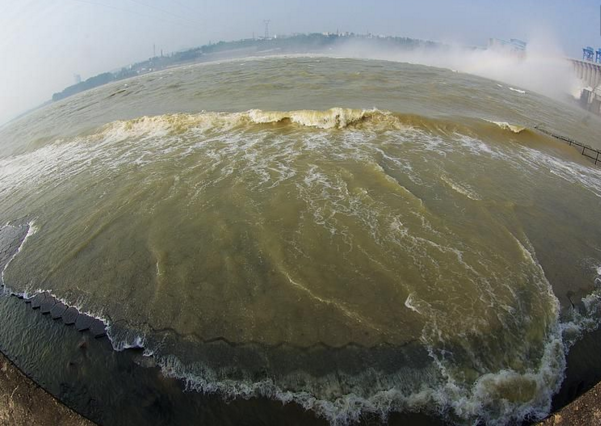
1 57 601 425
330 35 581 102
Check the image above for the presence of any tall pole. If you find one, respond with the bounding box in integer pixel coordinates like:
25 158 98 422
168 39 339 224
264 20 270 39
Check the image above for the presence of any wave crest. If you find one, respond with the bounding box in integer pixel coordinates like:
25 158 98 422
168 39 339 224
486 120 527 134
84 110 540 146
96 108 411 141
247 107 387 129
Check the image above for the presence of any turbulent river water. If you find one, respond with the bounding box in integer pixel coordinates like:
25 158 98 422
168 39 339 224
1 56 601 425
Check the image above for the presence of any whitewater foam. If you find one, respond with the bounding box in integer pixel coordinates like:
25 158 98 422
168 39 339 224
486 119 527 134
147 318 571 426
134 240 593 426
440 175 481 201
520 145 601 199
509 87 527 94
247 108 380 129
1 221 37 287
96 108 405 139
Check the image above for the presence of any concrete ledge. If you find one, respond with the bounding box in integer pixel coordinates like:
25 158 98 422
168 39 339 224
538 382 601 425
0 351 95 426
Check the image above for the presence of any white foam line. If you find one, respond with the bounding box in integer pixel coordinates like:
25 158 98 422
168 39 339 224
12 285 149 353
484 119 526 134
284 272 382 334
0 224 127 347
404 294 422 314
5 281 150 355
1 221 38 286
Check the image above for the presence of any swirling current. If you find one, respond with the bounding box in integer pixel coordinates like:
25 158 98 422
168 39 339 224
1 57 601 425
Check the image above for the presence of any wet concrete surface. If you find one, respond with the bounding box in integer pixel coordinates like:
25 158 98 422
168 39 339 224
0 351 94 426
539 381 601 425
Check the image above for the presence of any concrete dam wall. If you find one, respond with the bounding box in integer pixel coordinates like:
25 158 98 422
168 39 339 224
571 59 601 115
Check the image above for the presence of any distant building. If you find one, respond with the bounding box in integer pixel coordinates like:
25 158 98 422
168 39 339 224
582 47 601 64
583 46 595 62
74 74 81 84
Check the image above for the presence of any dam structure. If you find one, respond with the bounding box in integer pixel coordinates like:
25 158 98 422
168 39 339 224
571 58 601 114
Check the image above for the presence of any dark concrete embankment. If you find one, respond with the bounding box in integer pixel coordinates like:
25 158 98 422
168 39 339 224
0 351 94 426
538 381 601 425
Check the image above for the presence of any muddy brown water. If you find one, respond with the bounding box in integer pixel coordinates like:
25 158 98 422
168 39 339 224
1 57 601 425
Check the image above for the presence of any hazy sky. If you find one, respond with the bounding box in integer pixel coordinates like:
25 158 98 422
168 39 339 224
0 0 600 125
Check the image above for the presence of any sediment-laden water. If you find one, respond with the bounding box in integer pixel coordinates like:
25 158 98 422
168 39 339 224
1 57 601 425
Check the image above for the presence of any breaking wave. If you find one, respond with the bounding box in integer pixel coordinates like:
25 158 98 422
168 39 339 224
485 119 527 134
98 108 400 137
247 108 389 129
93 108 534 140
